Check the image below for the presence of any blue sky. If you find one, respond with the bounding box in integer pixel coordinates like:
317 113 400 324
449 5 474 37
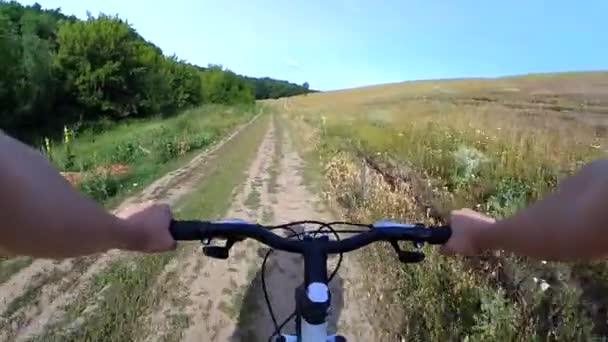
19 0 608 90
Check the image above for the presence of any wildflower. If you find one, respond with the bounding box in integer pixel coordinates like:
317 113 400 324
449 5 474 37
44 137 51 155
540 280 550 292
453 145 488 180
533 277 550 291
63 126 73 145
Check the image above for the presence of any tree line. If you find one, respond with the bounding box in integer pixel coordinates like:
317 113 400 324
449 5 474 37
0 1 311 140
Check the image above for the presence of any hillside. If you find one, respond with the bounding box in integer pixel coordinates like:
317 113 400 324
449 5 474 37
281 70 608 340
0 1 309 140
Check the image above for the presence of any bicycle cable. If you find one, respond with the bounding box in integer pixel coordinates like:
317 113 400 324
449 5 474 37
263 222 372 341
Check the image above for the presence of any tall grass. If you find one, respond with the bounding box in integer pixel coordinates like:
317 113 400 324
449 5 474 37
281 77 608 339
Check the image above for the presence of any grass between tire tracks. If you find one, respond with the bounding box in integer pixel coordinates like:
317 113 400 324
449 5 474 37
267 114 283 195
31 114 270 341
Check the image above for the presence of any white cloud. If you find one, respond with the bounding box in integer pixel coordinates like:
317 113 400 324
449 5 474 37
283 56 300 68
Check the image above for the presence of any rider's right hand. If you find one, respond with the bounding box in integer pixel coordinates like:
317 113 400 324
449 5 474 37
439 209 495 256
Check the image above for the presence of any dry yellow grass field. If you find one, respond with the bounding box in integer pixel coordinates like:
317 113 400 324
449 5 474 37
280 71 608 340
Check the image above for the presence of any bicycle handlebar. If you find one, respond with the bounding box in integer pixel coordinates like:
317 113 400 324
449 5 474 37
169 220 451 254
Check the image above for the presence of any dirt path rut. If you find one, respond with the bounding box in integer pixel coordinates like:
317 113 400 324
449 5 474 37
142 117 387 341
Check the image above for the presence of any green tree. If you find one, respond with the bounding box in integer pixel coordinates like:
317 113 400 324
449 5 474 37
201 65 254 105
0 1 305 141
55 14 153 119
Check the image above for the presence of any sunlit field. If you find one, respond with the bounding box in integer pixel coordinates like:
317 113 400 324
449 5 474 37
282 72 608 340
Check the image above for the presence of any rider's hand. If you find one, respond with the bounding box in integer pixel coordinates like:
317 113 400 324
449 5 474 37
439 209 495 256
116 201 176 252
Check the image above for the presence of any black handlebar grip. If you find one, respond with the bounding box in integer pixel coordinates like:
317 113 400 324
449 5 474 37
169 220 205 240
427 225 452 244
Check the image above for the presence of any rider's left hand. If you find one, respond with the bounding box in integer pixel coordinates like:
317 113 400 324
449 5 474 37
116 201 176 252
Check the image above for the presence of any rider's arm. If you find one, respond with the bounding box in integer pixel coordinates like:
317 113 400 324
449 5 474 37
0 133 175 258
443 159 608 261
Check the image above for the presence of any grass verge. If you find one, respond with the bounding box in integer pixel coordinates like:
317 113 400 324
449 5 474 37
45 104 255 206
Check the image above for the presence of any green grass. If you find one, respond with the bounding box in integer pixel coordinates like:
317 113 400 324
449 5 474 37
261 207 274 224
44 104 255 206
0 257 32 285
244 188 261 210
31 114 270 341
175 115 269 218
267 115 283 194
160 313 190 342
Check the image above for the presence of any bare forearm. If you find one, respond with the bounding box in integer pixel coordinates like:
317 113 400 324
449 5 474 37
478 161 608 261
0 134 133 258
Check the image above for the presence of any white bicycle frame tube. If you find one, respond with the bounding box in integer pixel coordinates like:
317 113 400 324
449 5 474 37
278 333 338 342
303 283 329 341
302 320 328 341
276 282 339 342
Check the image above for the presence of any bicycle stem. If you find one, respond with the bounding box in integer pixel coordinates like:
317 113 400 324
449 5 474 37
297 235 332 341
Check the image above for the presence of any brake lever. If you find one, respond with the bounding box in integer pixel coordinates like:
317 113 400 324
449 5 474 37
200 218 249 259
390 240 425 263
202 236 243 259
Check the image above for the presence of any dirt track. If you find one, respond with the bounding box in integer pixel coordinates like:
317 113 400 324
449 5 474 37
1 113 388 341
137 116 389 341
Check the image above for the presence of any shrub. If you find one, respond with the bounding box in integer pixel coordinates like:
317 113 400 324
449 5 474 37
79 173 121 202
111 140 145 164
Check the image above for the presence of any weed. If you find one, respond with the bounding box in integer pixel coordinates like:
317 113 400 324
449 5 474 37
244 188 261 210
111 141 145 164
78 172 122 202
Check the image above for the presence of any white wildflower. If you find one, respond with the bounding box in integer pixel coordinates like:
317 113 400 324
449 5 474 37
540 280 550 292
453 145 489 180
